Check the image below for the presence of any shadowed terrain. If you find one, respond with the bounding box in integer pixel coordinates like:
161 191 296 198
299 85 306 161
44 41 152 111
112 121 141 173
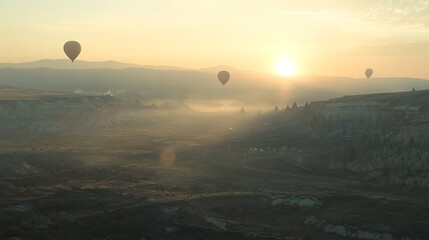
1 86 428 240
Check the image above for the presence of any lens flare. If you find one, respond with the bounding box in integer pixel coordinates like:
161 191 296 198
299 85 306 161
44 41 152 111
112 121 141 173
160 148 176 167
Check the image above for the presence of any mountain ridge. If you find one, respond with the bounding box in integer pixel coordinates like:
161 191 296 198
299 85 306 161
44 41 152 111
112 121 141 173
1 60 429 105
0 59 194 71
1 59 428 82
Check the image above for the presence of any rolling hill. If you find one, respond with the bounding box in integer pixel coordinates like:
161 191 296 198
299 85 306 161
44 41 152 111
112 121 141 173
1 60 429 106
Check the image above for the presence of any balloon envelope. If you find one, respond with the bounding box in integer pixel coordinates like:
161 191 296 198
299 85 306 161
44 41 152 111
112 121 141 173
64 41 81 62
217 71 230 86
365 68 373 79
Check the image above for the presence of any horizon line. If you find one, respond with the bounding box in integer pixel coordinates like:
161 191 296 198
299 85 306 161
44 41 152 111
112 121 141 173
0 59 428 80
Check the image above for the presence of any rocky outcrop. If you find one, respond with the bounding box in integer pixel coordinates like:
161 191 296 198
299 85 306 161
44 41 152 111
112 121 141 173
271 196 322 207
305 216 401 240
204 216 228 231
1 205 50 230
0 96 138 135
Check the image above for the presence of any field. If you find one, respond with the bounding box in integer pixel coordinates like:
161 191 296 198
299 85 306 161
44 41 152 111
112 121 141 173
1 105 428 240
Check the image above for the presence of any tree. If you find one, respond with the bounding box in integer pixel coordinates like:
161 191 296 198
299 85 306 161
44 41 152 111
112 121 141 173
291 101 298 110
239 107 246 115
273 105 279 113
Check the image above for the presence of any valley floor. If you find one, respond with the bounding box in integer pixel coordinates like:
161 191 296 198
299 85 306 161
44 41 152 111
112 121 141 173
1 115 428 240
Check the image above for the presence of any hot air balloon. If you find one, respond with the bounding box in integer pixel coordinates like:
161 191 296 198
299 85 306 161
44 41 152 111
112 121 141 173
365 68 373 79
217 70 230 86
63 41 81 62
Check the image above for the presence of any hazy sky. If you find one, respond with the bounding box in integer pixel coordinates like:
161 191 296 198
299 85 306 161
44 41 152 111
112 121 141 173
1 0 429 78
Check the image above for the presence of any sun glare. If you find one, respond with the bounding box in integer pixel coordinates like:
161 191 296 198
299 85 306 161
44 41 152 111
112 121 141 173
276 59 297 77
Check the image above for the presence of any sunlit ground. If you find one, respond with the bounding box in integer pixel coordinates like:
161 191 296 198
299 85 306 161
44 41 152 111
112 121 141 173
185 100 277 113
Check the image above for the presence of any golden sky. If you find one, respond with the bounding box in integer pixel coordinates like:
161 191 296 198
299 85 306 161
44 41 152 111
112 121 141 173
1 0 429 78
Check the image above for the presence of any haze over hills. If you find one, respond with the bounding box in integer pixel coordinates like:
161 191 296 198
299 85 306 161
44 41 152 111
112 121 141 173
1 59 429 107
0 85 75 101
0 59 245 73
0 59 192 71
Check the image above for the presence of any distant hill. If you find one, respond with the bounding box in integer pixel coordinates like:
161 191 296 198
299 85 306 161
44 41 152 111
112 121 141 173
0 85 76 101
0 59 190 71
198 65 237 73
328 88 429 107
0 60 429 106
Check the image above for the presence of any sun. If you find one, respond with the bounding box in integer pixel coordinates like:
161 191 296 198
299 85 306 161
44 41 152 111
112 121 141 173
276 59 297 77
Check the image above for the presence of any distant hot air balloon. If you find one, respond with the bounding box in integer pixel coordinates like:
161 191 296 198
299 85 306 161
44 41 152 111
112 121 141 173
63 41 81 62
365 68 373 79
217 70 230 86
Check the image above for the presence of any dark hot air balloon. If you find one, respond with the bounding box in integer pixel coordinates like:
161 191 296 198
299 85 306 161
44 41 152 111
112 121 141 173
217 71 230 86
64 41 81 62
365 68 373 79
